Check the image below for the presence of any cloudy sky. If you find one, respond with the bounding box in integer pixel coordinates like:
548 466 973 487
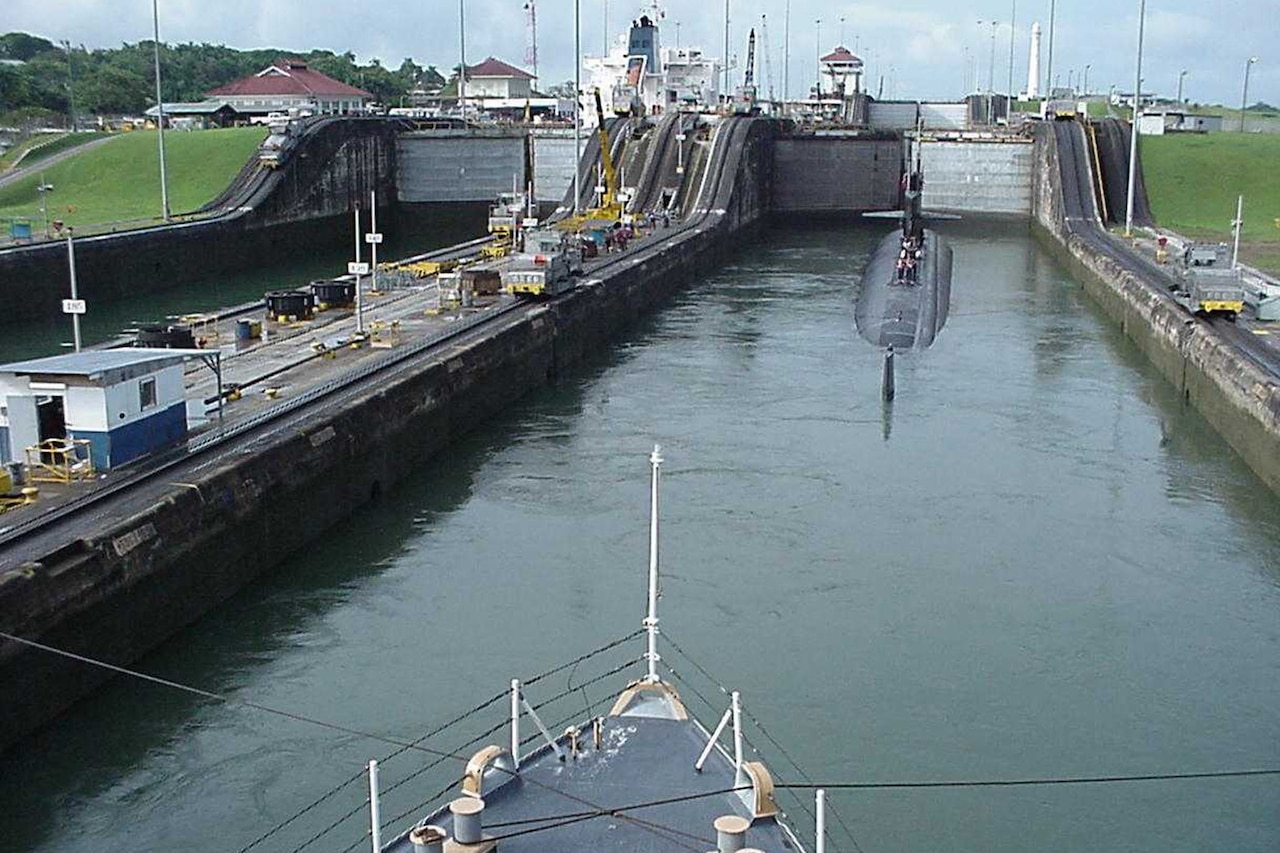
6 0 1275 106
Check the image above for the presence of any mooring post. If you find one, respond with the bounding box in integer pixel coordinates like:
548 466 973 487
882 346 896 401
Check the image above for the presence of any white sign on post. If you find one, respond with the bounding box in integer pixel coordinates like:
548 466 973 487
365 233 384 244
62 298 86 315
347 262 370 275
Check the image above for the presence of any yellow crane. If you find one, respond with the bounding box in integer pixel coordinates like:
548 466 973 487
591 87 623 221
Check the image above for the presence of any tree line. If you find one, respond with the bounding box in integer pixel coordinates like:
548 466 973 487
0 31 447 125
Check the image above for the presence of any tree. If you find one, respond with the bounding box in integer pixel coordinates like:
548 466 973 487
0 32 56 61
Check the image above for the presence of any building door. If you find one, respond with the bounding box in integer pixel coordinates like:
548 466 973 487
36 395 66 462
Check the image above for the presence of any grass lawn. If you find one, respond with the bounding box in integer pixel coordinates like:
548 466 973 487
0 126 266 231
1141 133 1280 276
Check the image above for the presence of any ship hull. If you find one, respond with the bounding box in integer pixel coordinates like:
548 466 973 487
854 228 953 350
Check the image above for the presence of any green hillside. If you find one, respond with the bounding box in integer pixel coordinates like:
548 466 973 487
0 126 265 231
1142 133 1280 274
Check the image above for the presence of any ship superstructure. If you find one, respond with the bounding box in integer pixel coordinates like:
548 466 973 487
583 3 722 123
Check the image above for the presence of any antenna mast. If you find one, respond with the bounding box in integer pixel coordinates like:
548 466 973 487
524 1 539 84
645 445 663 683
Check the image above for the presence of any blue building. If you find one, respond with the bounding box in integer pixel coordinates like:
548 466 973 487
0 349 197 470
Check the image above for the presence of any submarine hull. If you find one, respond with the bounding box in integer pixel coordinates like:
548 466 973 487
854 228 954 350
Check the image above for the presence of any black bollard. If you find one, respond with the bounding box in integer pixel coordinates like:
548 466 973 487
882 346 896 402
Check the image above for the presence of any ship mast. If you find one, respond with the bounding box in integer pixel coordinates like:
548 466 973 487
644 444 662 682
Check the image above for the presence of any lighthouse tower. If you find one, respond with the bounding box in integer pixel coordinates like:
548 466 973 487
1026 22 1042 98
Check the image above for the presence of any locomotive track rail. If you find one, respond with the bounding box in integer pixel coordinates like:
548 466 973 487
1051 120 1280 380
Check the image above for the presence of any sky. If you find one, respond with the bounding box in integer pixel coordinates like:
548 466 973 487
5 0 1275 107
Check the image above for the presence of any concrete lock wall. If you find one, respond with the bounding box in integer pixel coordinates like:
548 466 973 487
0 119 400 324
1030 124 1280 497
532 135 580 205
397 134 527 203
771 137 903 212
920 140 1034 214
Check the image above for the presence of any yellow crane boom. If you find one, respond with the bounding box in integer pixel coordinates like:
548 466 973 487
594 88 620 215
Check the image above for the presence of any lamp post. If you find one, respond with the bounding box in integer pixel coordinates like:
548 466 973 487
1007 1 1017 102
37 174 53 238
458 0 467 122
1176 69 1187 103
1045 0 1056 97
815 19 822 98
573 0 581 215
988 20 999 123
723 0 731 100
66 227 82 353
1125 0 1147 236
63 40 76 133
1240 56 1259 132
783 0 790 114
1084 64 1091 96
151 0 170 221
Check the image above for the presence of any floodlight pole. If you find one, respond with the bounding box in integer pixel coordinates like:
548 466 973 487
1231 195 1244 270
66 228 81 352
459 0 467 122
1124 0 1146 236
783 0 791 115
152 0 170 221
1007 1 1016 102
573 0 581 216
1239 57 1258 133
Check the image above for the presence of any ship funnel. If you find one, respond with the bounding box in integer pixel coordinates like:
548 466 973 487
409 823 448 853
714 815 750 852
450 797 486 845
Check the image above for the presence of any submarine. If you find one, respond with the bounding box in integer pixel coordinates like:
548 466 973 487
854 169 954 350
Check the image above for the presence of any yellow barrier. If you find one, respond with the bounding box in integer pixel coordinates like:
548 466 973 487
25 439 95 483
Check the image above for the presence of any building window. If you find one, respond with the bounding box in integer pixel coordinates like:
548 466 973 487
139 377 157 411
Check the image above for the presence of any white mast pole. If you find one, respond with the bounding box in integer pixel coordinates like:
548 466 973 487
152 0 170 221
645 444 663 682
1124 0 1146 236
1231 195 1244 270
574 0 582 216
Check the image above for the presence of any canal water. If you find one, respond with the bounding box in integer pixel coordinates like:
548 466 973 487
2 220 1278 853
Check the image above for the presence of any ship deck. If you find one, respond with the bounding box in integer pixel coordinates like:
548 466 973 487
385 703 799 853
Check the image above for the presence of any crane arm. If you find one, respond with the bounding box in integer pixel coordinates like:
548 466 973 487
594 88 619 209
743 29 756 88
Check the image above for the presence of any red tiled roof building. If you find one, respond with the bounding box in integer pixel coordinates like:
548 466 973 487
207 59 373 116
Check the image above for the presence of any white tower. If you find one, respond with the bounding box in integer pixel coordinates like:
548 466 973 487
1026 22 1042 98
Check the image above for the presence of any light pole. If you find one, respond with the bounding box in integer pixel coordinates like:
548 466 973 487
724 0 731 102
63 40 76 133
1045 0 1056 96
815 19 822 98
1177 69 1187 103
37 174 53 238
988 20 999 123
458 0 467 122
573 0 581 215
1240 56 1259 132
783 0 790 114
1125 0 1147 236
1084 64 1091 96
1007 1 1017 102
66 227 82 352
151 0 170 221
